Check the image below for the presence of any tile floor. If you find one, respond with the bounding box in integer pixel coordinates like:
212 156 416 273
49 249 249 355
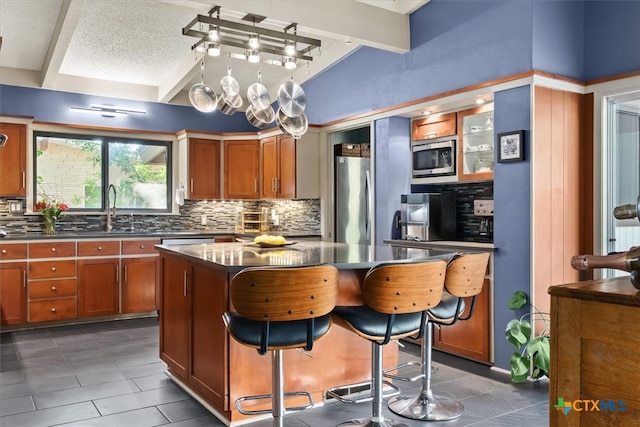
0 317 549 426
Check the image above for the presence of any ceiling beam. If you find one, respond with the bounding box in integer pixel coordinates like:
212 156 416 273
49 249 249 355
41 0 85 89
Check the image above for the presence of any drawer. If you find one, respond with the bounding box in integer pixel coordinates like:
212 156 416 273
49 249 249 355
411 112 457 140
29 298 76 322
29 241 76 258
29 260 76 279
77 240 120 257
0 243 28 260
29 279 77 299
122 239 160 255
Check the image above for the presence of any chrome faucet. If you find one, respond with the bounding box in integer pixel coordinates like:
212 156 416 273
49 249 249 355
106 184 117 232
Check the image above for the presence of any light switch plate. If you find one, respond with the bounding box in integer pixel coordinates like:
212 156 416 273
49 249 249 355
474 199 494 216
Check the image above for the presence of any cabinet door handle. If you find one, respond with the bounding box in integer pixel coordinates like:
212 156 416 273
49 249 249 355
116 266 119 283
23 270 26 288
51 267 56 272
139 245 145 249
272 178 276 193
51 247 56 252
97 246 103 251
51 308 56 312
190 178 194 192
276 178 279 194
183 270 187 297
22 171 26 189
51 286 57 291
425 132 437 139
1 249 6 254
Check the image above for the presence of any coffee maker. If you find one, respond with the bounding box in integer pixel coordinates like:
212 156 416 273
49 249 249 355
399 193 456 241
473 199 494 240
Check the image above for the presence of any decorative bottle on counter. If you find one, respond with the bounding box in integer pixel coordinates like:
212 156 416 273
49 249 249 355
571 246 640 289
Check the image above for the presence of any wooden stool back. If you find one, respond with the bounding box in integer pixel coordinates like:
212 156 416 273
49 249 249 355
445 253 490 297
230 264 339 322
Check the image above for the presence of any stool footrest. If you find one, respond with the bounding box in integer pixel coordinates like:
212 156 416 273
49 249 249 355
383 361 424 382
235 391 313 416
325 380 400 404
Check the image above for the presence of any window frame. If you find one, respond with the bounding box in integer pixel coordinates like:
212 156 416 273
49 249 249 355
33 130 173 214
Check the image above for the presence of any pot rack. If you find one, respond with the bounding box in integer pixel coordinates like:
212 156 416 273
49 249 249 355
182 6 322 68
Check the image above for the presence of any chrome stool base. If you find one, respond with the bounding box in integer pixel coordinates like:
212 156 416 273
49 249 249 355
387 389 464 421
337 417 411 427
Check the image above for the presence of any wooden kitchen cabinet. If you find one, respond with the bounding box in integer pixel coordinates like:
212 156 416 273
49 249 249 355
411 112 457 141
432 277 490 362
159 254 229 410
224 139 259 199
122 257 158 313
188 138 221 200
29 259 77 322
0 262 27 325
159 254 189 380
77 258 119 317
0 122 27 196
457 104 494 182
260 135 296 199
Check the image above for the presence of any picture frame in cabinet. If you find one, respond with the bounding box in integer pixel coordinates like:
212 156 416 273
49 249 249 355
497 130 524 163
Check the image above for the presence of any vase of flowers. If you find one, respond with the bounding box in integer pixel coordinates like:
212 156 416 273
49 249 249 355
34 198 69 235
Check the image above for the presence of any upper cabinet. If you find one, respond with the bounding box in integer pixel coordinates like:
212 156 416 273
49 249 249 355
224 139 260 199
188 138 221 200
457 105 494 181
411 112 457 141
0 122 27 196
260 135 296 199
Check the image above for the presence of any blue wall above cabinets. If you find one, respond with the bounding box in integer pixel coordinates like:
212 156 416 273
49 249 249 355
492 85 532 371
0 85 256 133
374 116 411 245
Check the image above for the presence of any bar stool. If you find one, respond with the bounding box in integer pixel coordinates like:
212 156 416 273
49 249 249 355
387 252 490 421
331 259 447 427
222 264 339 427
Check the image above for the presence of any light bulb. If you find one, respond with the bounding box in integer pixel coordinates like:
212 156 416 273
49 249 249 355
247 50 260 63
248 34 260 49
284 41 296 56
284 57 297 70
207 43 221 57
208 28 219 41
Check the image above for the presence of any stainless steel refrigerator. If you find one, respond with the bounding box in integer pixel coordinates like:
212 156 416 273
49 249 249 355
335 156 372 244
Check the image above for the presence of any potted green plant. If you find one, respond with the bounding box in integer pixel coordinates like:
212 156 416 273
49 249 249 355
505 290 550 383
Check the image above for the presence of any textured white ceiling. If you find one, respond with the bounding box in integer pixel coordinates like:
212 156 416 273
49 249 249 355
0 0 428 105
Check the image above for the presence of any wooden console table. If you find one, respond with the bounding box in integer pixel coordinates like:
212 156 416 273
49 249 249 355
548 276 640 426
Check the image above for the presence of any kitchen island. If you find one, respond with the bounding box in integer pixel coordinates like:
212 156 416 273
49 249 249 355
156 241 454 425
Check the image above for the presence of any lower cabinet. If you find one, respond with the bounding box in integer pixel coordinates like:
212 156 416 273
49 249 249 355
122 256 158 313
0 262 27 325
432 277 490 363
77 258 119 317
159 254 228 411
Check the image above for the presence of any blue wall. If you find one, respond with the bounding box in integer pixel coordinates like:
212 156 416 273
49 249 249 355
0 85 255 133
374 116 411 245
493 85 532 370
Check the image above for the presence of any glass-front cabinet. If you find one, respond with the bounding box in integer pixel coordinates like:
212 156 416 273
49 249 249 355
457 104 494 181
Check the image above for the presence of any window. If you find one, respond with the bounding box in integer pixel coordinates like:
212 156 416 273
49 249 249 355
33 132 171 212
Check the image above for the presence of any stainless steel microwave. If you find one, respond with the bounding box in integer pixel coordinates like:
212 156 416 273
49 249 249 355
411 137 456 177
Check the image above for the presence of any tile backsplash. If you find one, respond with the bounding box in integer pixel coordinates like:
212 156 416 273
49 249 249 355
0 198 321 236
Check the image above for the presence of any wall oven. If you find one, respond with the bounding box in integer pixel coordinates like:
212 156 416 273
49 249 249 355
411 137 456 178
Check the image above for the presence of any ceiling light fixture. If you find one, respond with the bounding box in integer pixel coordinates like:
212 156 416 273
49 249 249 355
475 98 486 105
284 56 297 70
247 50 260 63
70 104 146 118
208 43 221 57
182 7 321 68
208 28 219 41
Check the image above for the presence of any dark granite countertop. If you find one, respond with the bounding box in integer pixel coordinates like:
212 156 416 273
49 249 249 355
155 241 456 273
0 230 321 241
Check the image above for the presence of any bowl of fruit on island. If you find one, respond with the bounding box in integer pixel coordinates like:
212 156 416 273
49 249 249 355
252 234 293 248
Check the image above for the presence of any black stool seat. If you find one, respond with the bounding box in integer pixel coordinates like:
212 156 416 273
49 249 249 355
223 312 332 350
426 291 465 323
332 306 426 340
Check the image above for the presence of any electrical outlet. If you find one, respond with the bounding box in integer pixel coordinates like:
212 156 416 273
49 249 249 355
474 199 494 216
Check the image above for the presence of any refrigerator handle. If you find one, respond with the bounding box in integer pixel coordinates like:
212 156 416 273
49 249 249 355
365 169 372 241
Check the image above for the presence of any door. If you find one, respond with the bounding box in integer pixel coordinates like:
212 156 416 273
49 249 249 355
77 258 119 317
260 136 278 198
188 138 220 199
0 123 26 196
604 91 640 278
335 156 372 244
122 257 158 313
159 254 189 379
224 140 259 199
0 262 27 325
